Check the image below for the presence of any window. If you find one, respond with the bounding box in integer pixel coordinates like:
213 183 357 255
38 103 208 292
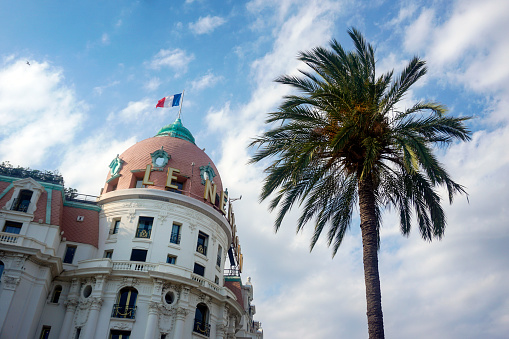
39 326 51 339
0 261 4 278
193 303 210 337
161 335 167 339
196 232 208 256
170 223 181 245
63 245 77 264
135 179 146 188
112 287 138 319
3 221 22 234
104 250 113 259
216 245 222 267
166 255 177 265
111 219 121 234
130 249 147 262
135 216 153 238
110 330 131 339
167 181 184 194
74 328 81 339
215 276 219 285
12 189 33 212
51 285 62 303
193 263 205 277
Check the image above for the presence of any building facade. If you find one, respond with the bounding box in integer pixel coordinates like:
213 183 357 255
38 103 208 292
0 118 263 339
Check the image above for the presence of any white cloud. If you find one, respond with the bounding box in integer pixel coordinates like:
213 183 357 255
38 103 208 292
144 77 161 92
59 133 136 195
107 98 154 123
189 15 226 35
190 72 223 91
93 80 120 96
0 59 85 167
101 33 110 45
146 48 195 76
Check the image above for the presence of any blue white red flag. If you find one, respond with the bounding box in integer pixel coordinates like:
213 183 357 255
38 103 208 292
156 93 182 108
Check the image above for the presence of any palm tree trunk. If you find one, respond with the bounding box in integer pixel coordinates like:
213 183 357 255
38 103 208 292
358 175 385 339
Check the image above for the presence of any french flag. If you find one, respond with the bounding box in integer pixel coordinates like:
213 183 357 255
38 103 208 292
156 93 182 108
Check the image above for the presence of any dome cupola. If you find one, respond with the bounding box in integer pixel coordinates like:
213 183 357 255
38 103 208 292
155 117 195 144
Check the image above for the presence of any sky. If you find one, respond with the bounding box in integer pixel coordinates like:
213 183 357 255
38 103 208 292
1 0 508 338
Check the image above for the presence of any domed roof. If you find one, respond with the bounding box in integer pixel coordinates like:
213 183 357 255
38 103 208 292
103 120 223 205
155 118 195 144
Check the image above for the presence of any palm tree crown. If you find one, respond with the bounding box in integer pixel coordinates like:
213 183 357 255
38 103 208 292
249 28 471 338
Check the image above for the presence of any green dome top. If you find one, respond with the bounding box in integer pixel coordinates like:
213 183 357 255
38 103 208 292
155 117 195 144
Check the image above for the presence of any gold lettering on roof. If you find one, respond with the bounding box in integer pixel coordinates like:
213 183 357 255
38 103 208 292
203 178 217 204
142 164 154 185
165 167 180 189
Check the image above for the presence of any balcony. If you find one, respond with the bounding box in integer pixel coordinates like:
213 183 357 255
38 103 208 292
10 198 30 212
0 232 56 256
170 232 181 245
111 304 137 319
135 228 151 239
193 319 210 337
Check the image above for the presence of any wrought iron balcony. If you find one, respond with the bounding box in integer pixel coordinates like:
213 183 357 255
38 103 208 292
193 319 210 337
196 244 208 256
170 232 181 244
111 304 137 319
135 228 151 238
10 198 29 212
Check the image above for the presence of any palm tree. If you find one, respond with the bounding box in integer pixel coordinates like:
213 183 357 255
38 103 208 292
249 28 471 338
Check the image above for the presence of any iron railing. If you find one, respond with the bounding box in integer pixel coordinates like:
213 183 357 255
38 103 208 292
111 304 137 319
196 244 207 256
193 319 210 337
135 228 151 238
170 232 181 244
10 198 29 212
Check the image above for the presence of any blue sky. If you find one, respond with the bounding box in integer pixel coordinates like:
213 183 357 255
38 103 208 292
1 0 509 338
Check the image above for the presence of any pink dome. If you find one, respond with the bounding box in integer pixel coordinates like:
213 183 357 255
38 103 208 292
103 135 223 203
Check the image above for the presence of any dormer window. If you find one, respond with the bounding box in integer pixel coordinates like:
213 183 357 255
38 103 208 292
3 178 44 215
11 190 33 212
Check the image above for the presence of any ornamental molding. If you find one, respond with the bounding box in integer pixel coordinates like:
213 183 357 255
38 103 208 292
2 275 20 290
150 147 170 168
64 298 79 311
176 307 189 318
199 163 216 185
127 209 136 222
110 321 133 331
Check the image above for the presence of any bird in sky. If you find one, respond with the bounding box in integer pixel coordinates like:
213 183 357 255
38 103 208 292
26 61 30 66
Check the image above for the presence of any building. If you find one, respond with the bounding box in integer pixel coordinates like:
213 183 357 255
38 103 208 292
0 117 263 339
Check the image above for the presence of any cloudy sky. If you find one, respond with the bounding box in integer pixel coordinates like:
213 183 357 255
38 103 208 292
1 0 508 338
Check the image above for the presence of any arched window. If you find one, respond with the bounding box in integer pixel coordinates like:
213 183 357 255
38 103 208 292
193 303 210 337
112 287 138 319
51 285 62 303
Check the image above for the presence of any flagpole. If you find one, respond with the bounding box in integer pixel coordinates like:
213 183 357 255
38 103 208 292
178 90 185 119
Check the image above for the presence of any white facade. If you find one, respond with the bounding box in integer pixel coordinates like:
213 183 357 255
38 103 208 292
0 121 263 339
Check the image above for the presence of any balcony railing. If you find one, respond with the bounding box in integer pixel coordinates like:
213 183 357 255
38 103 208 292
135 228 151 238
170 232 181 245
196 244 208 256
10 198 29 212
193 319 210 337
111 304 137 319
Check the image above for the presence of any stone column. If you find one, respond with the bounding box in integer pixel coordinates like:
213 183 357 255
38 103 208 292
144 302 160 339
81 297 103 339
173 307 188 339
58 299 78 339
216 324 227 339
